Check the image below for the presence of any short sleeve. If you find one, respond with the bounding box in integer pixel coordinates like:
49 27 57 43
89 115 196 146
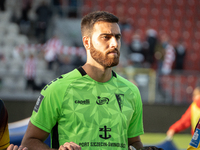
30 81 65 133
0 125 10 149
128 87 144 138
0 100 10 149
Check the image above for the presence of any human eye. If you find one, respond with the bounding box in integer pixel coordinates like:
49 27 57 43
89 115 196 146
115 34 121 40
102 35 110 40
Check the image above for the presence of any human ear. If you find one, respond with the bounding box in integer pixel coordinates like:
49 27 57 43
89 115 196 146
83 36 90 50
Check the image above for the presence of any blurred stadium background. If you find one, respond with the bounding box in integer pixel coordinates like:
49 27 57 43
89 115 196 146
0 0 199 149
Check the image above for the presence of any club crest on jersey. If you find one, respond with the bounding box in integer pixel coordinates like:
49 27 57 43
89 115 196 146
115 94 124 112
96 96 109 105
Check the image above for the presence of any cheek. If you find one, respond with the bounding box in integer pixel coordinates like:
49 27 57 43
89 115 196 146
118 41 121 49
93 41 100 48
92 40 107 50
91 37 99 48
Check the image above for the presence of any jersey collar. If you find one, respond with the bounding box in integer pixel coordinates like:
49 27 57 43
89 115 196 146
77 66 117 78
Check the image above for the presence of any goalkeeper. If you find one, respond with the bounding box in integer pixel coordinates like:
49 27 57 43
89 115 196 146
7 11 162 150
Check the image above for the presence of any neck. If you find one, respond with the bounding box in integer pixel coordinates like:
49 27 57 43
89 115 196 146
82 63 113 82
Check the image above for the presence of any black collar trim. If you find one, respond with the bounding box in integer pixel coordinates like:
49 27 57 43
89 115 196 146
77 66 87 76
112 70 117 78
77 66 117 78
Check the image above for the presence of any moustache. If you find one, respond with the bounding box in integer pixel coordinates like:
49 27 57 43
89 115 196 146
106 48 120 55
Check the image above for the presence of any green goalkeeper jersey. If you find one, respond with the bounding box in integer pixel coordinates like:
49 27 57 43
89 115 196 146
30 67 144 150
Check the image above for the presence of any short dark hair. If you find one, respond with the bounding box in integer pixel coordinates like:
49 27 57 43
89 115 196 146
81 11 119 37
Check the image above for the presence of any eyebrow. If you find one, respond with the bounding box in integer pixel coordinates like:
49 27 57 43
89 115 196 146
100 33 122 37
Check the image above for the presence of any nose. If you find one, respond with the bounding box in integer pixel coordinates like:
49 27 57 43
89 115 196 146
110 37 119 48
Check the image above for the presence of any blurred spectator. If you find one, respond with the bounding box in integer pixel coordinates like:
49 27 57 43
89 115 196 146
124 59 137 85
119 17 132 45
119 17 132 34
116 3 132 31
51 0 63 17
20 0 32 22
24 53 38 91
166 86 200 138
58 54 85 74
121 28 133 45
67 0 78 18
174 41 186 70
154 39 165 71
145 28 158 66
128 33 145 67
19 0 32 34
0 99 10 149
35 0 53 43
155 33 175 75
160 34 175 75
116 3 132 45
155 33 175 99
0 0 6 11
44 35 63 70
70 55 85 68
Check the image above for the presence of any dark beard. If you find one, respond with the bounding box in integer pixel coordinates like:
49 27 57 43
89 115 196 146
90 42 120 68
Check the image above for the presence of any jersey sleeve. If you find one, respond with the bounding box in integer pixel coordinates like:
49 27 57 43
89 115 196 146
30 78 65 133
168 105 191 133
0 100 10 149
128 86 144 138
0 125 10 149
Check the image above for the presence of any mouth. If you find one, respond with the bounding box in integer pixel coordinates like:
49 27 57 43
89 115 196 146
108 51 117 55
107 49 119 55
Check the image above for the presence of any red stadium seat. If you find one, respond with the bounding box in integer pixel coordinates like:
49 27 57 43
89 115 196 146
149 19 158 29
176 0 184 7
96 0 106 10
107 0 117 10
127 6 137 18
151 8 159 16
81 0 94 16
80 0 200 71
154 0 163 13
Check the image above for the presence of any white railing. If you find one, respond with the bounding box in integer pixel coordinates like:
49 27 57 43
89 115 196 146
1 65 200 105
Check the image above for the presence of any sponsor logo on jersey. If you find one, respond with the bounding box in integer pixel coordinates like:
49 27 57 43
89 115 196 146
75 99 90 105
34 94 44 112
79 141 126 148
78 125 126 148
99 126 111 139
96 96 109 105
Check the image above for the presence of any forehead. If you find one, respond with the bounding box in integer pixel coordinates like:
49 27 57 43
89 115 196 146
92 21 121 35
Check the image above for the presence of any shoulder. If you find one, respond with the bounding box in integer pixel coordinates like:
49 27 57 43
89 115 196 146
41 68 83 94
114 72 138 90
114 72 142 103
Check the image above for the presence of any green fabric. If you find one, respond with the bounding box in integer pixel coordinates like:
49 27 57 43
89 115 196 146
30 68 144 149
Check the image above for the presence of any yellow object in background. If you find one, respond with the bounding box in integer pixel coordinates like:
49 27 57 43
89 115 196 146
187 119 200 150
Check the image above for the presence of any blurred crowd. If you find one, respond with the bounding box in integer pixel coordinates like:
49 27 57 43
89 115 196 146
0 0 189 94
120 25 186 75
0 0 83 91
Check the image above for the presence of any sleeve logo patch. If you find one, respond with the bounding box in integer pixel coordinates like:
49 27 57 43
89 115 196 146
34 94 44 112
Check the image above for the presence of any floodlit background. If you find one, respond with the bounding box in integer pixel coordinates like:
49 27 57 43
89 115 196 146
0 0 199 149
